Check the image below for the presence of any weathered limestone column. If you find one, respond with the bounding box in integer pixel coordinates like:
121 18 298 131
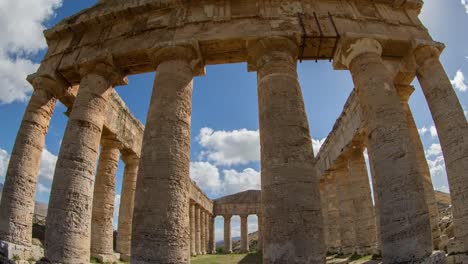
190 203 197 256
324 173 341 253
209 215 216 254
205 212 210 254
195 205 201 255
240 215 249 253
131 45 203 263
367 149 382 253
200 210 206 254
319 179 330 250
0 76 62 256
223 215 232 254
116 153 139 261
396 84 442 248
45 63 126 263
91 138 121 262
415 45 468 255
248 36 325 263
347 148 377 255
339 38 432 263
335 161 356 255
257 214 263 252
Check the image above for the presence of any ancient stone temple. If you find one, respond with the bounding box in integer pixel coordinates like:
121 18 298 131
0 0 467 263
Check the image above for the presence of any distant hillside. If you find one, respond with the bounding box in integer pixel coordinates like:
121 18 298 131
216 231 259 253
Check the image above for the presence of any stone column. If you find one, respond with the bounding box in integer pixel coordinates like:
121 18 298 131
415 45 468 254
116 154 139 261
347 148 377 255
396 84 442 248
248 36 325 263
200 210 206 254
319 179 329 251
205 212 210 254
340 38 432 263
195 205 201 255
91 138 121 263
209 215 216 254
324 173 341 254
335 161 356 255
0 76 60 255
257 214 263 252
131 46 203 263
240 215 249 253
223 215 232 254
190 203 197 256
45 63 126 263
367 148 382 253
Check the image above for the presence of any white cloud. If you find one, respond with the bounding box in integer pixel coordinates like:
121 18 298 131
0 148 10 182
0 0 62 104
426 143 442 157
427 154 449 193
418 125 438 138
222 168 261 196
197 128 260 166
462 0 468 13
430 126 438 138
190 162 222 194
38 148 58 181
36 183 50 194
451 70 467 92
113 194 121 230
312 138 326 157
418 126 428 135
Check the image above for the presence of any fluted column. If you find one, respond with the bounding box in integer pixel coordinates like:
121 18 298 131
131 46 203 263
339 38 432 263
396 84 442 248
91 138 121 262
195 205 201 255
223 215 232 254
319 180 329 251
190 203 196 256
248 36 325 263
257 214 263 252
200 211 206 254
347 148 377 255
0 76 62 252
205 212 210 254
324 173 340 253
116 154 139 261
45 63 126 263
240 215 249 253
415 45 468 254
335 161 356 255
209 215 216 254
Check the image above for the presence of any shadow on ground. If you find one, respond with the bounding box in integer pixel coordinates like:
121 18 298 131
239 252 263 263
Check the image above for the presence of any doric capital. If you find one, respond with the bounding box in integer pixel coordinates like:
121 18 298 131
79 62 128 87
395 85 415 103
222 214 232 220
413 44 444 67
148 42 205 76
239 214 249 219
335 38 383 69
27 73 70 99
247 36 299 72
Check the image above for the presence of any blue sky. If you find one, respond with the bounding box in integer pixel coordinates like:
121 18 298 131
0 0 467 240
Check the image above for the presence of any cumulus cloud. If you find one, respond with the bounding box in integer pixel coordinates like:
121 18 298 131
312 138 326 157
113 194 121 229
418 125 438 138
197 128 260 166
0 149 10 182
39 148 58 181
462 0 468 13
426 143 443 157
0 0 62 104
451 70 467 92
37 183 51 194
190 162 222 194
222 168 261 196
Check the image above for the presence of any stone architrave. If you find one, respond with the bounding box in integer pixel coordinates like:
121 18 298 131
396 84 442 249
248 36 325 264
0 77 62 254
131 45 202 263
340 38 432 263
45 63 126 263
415 45 468 255
240 215 249 253
223 215 232 254
116 154 139 261
91 138 121 263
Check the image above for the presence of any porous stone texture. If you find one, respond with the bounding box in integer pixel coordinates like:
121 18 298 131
209 216 215 254
200 211 206 254
415 45 468 255
396 84 442 248
195 206 201 255
345 38 432 263
116 154 139 261
324 173 341 253
223 215 232 254
335 161 356 255
258 213 263 252
347 148 377 255
0 78 57 249
249 36 325 264
205 212 209 254
131 47 194 263
319 181 330 251
91 139 120 262
190 204 196 256
240 215 249 253
45 64 122 263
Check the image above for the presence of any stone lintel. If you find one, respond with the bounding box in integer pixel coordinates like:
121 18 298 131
148 41 205 77
79 60 128 87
